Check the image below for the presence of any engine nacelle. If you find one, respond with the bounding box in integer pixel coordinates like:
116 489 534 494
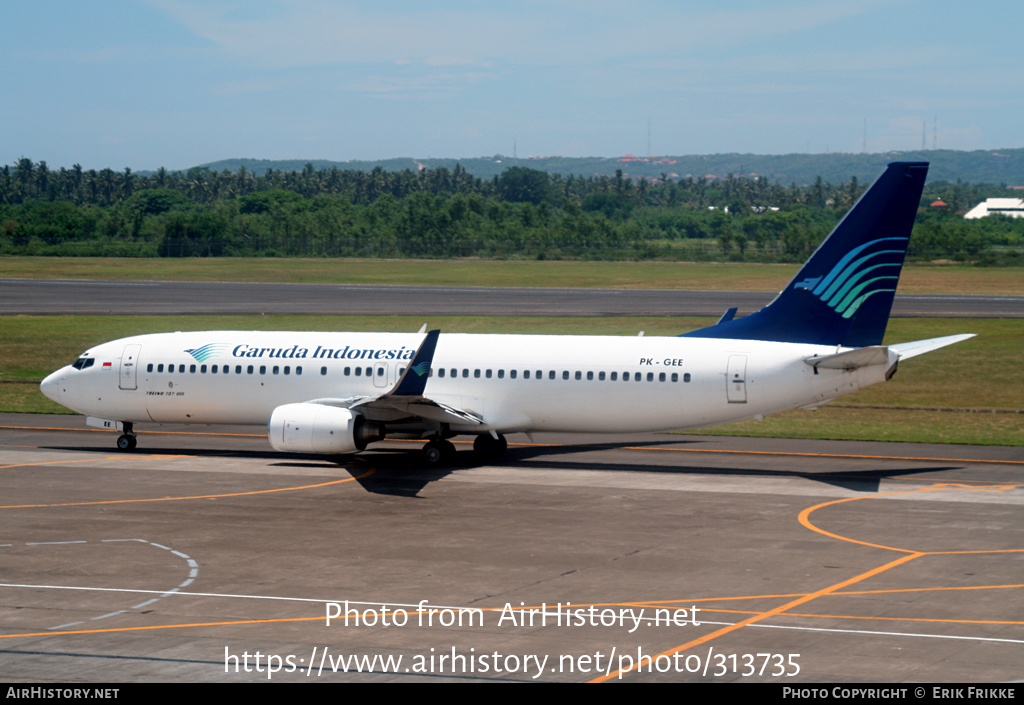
268 403 384 454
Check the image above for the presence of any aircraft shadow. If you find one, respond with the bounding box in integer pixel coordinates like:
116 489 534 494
354 440 961 495
44 441 961 497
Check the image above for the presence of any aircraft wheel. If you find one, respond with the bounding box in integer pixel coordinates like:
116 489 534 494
473 433 507 458
117 434 137 452
422 439 456 466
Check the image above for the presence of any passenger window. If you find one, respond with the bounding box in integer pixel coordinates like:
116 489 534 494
548 371 555 380
646 372 654 382
296 367 302 375
212 365 218 373
486 369 492 378
439 368 446 378
623 372 630 381
524 370 530 379
355 367 362 376
157 364 164 373
462 369 469 378
509 370 516 379
586 371 593 380
247 365 254 374
259 365 267 375
190 364 196 373
147 364 153 372
599 371 605 381
236 365 242 374
201 365 207 373
273 366 279 375
562 371 569 380
671 372 678 382
575 371 582 380
684 373 691 383
284 366 290 375
321 367 328 376
659 372 666 382
474 369 481 378
179 364 185 373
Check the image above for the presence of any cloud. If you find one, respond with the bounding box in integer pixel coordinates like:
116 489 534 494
145 0 885 69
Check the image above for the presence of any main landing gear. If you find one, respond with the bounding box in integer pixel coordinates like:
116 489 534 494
116 422 137 452
473 432 507 459
421 438 456 465
420 432 508 466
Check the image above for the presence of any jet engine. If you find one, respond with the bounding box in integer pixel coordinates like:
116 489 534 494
268 403 385 454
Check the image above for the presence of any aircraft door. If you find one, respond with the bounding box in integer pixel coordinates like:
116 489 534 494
119 344 142 391
726 354 747 403
373 362 389 389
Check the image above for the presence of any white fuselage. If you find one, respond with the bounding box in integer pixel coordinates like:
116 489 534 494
40 330 887 436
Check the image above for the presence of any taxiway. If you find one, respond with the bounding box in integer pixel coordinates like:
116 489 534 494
1 414 1021 682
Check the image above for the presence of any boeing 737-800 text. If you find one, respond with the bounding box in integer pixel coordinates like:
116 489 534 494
40 162 972 464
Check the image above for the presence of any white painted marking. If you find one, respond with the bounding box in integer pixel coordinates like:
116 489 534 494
93 610 127 620
49 621 85 630
26 540 87 545
8 538 198 630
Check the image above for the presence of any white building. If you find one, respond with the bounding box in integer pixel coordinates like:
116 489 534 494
963 198 1024 219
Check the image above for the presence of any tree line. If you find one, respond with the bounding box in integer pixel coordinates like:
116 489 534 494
1 158 1021 264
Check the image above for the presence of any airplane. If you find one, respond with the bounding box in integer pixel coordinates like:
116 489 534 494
40 162 972 465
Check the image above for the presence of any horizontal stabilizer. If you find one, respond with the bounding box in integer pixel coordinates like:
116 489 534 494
889 333 975 360
805 346 892 371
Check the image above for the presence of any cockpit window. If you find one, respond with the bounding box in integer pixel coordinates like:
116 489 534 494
71 357 95 370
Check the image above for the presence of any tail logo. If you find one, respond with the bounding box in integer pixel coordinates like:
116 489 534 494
795 237 908 319
185 344 229 362
411 361 431 377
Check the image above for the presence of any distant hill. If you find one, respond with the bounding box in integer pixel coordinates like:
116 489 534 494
199 149 1024 186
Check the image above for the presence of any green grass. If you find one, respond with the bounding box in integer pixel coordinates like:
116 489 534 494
2 314 1019 445
2 256 1022 294
698 407 1024 446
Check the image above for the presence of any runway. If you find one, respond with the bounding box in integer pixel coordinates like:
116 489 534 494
3 278 1022 317
2 413 1021 683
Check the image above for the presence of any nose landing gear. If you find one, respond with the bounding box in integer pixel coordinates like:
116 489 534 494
116 422 137 452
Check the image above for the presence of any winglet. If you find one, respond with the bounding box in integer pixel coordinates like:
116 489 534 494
388 329 440 397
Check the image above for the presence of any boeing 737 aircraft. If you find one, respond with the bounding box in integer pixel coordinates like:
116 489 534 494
40 162 972 464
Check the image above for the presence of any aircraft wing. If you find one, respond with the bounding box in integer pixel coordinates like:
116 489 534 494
301 329 483 427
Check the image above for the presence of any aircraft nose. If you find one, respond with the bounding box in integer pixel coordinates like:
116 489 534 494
40 370 63 402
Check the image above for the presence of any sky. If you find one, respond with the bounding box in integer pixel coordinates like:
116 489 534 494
2 0 1021 171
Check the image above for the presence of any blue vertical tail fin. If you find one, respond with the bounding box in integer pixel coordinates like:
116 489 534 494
681 161 928 347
